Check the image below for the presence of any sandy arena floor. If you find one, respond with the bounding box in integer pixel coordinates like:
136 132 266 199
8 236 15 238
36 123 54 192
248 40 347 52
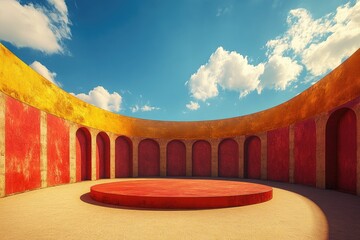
0 178 359 240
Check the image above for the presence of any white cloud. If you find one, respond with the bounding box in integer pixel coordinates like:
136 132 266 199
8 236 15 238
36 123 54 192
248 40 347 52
186 101 200 111
302 2 360 75
188 47 264 101
130 104 160 113
0 0 71 54
71 86 122 112
266 1 360 76
141 105 160 112
30 61 62 87
259 55 303 91
130 105 140 113
216 7 231 17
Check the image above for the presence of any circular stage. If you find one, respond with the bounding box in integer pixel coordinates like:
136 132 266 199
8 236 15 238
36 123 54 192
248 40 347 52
90 179 273 209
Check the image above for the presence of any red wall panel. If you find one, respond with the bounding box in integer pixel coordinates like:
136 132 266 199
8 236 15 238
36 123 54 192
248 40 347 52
138 139 160 177
192 140 211 177
218 139 239 178
5 97 41 194
267 127 289 182
115 136 132 178
294 119 316 187
244 136 261 179
76 128 91 181
167 140 186 176
47 114 70 186
337 110 357 194
96 132 110 179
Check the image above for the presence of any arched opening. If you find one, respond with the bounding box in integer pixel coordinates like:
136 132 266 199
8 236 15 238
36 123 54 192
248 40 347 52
326 108 357 194
192 140 211 177
115 136 133 178
218 138 239 178
244 136 261 179
138 139 160 177
76 127 91 181
167 140 186 176
96 132 110 179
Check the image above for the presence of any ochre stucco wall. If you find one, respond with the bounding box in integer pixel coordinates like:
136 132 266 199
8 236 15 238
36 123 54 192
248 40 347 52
1 44 360 139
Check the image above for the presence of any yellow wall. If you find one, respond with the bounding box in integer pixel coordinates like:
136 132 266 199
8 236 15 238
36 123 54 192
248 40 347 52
1 43 359 139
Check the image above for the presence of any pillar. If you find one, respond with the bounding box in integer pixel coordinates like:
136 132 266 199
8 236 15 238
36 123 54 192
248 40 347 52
132 137 139 177
236 136 245 178
211 139 219 177
185 140 193 177
159 139 167 177
91 129 97 180
259 132 267 180
69 123 77 183
109 133 116 179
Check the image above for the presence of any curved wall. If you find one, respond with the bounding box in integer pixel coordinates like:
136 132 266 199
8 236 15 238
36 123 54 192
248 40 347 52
0 44 359 197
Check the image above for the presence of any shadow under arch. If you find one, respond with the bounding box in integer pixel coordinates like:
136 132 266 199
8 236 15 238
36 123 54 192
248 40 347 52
76 127 91 181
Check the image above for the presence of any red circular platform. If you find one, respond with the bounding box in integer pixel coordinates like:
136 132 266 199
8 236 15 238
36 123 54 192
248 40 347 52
90 179 273 209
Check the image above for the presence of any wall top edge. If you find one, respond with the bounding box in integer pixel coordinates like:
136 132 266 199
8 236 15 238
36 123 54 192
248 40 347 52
1 43 360 139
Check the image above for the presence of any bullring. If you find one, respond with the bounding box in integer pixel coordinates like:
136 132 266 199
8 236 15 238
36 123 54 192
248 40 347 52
0 44 359 239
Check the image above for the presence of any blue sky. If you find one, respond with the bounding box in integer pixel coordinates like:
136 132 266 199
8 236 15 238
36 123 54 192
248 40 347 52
0 0 359 121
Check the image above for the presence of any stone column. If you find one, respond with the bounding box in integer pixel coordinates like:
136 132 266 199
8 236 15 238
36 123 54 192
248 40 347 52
259 132 267 180
40 111 47 188
132 137 140 177
0 93 5 197
289 124 295 184
91 129 97 181
315 113 328 189
109 133 116 179
211 139 220 177
69 123 77 183
159 139 168 177
185 140 193 177
236 136 245 178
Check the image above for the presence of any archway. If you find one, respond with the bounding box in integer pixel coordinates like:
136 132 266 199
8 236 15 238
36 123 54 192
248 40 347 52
96 132 110 179
326 108 357 194
138 139 160 177
192 140 211 177
76 127 91 181
218 138 239 178
115 136 133 178
167 140 186 176
244 136 261 179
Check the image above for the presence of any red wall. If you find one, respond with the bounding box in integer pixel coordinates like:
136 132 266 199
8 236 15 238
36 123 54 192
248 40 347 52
96 132 110 179
267 127 289 182
192 140 211 177
167 140 186 176
76 128 91 181
218 139 239 178
337 109 357 194
244 136 261 179
138 139 160 177
115 136 132 178
47 114 70 186
294 119 316 187
5 97 41 194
